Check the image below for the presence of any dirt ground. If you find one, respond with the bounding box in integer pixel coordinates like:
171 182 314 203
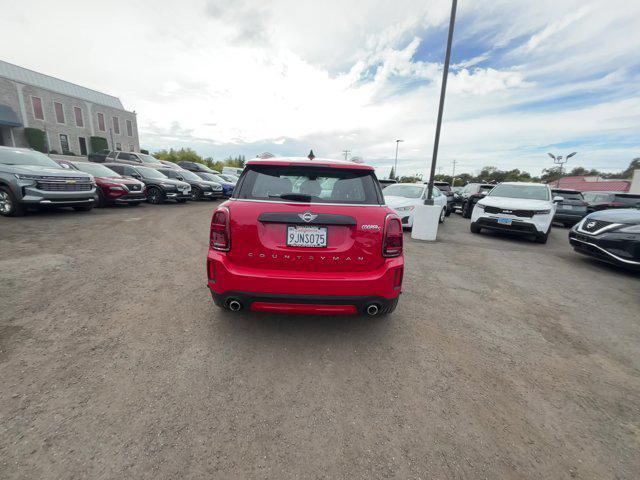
1 202 639 479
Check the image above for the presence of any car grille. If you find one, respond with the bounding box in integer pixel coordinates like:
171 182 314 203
581 220 612 233
484 206 534 218
37 181 93 192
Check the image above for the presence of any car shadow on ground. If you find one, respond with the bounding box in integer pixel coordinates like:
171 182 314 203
212 306 394 344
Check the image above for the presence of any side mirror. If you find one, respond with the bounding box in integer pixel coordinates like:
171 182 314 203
132 173 142 179
177 176 184 181
553 196 563 202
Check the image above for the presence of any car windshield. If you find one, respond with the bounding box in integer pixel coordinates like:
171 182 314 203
383 184 424 198
178 170 201 181
204 174 227 183
75 163 122 178
488 184 550 201
237 165 381 204
139 154 163 165
553 191 583 200
159 169 181 179
137 166 167 179
0 149 61 168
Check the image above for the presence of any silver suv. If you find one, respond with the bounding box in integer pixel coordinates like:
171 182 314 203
105 151 165 167
0 146 95 216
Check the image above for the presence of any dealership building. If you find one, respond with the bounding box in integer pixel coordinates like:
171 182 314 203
0 60 139 155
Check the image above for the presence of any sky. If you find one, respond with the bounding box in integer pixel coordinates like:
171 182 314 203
2 0 639 178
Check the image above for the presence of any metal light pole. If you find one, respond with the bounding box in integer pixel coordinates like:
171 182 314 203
547 152 577 187
426 0 458 205
393 139 403 179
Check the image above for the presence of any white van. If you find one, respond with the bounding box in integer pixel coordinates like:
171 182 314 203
222 166 244 176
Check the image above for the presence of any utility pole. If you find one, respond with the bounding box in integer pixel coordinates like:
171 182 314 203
342 149 350 161
426 0 457 204
393 139 403 180
451 159 457 187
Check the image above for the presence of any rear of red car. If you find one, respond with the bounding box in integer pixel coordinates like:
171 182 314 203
206 158 404 315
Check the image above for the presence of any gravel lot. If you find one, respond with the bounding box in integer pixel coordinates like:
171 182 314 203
1 202 639 479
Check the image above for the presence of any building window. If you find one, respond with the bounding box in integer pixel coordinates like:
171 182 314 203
54 102 65 123
112 116 120 134
74 107 84 127
59 134 70 153
31 97 44 120
126 119 133 137
97 112 105 131
115 142 122 151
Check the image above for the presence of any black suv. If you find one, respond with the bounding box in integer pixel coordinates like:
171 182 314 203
104 163 191 204
569 207 640 270
551 189 588 227
155 167 223 200
432 181 454 215
460 183 495 218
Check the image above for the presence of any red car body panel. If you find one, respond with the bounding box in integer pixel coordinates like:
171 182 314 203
95 176 146 203
206 158 404 315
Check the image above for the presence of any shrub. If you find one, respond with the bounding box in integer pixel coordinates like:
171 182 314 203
49 149 59 154
90 136 108 153
140 149 149 154
63 151 76 156
24 128 46 152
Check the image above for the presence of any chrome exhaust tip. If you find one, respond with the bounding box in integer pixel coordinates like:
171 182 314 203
227 299 242 311
366 304 380 316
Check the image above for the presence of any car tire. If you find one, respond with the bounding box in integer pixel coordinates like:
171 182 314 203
95 189 107 208
73 204 94 212
470 222 481 234
191 188 204 201
535 229 550 244
439 207 446 223
0 186 26 217
147 187 164 204
462 202 472 218
445 205 452 217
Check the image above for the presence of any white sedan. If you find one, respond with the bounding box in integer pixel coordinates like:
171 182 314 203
384 183 448 228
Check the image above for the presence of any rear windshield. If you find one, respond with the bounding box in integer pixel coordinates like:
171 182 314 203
553 191 583 200
236 165 381 204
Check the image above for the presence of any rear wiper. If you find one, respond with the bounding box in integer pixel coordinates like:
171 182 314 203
269 193 314 202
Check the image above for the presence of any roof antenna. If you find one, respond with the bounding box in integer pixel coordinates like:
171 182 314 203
308 149 315 160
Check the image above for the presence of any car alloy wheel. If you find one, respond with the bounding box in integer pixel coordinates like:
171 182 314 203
191 188 204 201
0 190 13 215
147 187 163 204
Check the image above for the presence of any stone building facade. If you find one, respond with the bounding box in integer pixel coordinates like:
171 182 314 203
0 60 139 155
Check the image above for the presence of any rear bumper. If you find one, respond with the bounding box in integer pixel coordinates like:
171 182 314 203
207 250 403 313
210 290 398 315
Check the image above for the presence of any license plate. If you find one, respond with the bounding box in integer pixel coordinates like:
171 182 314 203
563 205 573 210
287 226 327 247
497 217 512 225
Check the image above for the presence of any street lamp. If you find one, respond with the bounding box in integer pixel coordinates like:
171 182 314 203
547 151 577 187
393 139 403 179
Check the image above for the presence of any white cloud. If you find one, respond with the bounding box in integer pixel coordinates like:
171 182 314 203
1 0 638 176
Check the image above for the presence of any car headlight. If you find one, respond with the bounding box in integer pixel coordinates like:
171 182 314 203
618 224 640 233
199 183 210 189
109 186 125 191
396 206 415 212
14 174 39 180
475 203 485 210
535 209 551 214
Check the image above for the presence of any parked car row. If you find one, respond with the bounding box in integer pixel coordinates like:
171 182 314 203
0 146 240 216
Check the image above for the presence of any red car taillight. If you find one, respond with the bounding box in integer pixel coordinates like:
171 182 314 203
382 214 403 258
210 207 231 251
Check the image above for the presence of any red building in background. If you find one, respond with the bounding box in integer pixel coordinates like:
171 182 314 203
553 175 631 192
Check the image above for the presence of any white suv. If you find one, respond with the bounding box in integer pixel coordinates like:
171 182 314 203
470 182 558 243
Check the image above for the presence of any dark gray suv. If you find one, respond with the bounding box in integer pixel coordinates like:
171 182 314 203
0 146 95 216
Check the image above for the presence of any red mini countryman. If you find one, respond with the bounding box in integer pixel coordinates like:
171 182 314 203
206 156 404 316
